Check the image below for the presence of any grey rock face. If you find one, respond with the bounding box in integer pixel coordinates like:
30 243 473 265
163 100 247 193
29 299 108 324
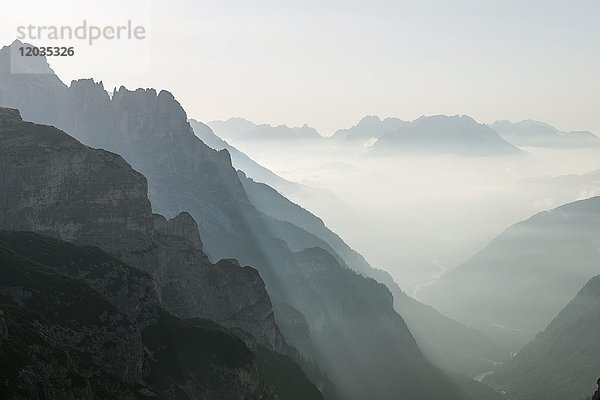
153 212 203 250
0 309 7 343
0 232 272 400
0 109 287 355
0 240 146 386
0 107 21 125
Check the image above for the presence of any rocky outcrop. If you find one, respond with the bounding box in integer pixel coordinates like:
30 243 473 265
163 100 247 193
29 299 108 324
153 212 203 250
0 107 21 125
0 108 287 356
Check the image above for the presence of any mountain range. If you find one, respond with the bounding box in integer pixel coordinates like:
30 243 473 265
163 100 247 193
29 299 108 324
371 115 522 156
208 117 322 142
211 115 600 156
0 41 481 400
8 36 597 399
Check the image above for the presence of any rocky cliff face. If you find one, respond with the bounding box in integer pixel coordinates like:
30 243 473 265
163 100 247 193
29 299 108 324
0 231 273 400
0 107 287 355
153 212 203 250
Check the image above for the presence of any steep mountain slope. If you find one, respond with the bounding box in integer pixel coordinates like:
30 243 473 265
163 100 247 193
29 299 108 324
486 275 600 400
0 40 67 126
420 197 600 349
491 120 600 148
190 119 344 220
0 107 287 354
0 232 275 400
279 247 467 400
0 109 325 400
239 172 509 377
0 44 473 399
373 115 521 156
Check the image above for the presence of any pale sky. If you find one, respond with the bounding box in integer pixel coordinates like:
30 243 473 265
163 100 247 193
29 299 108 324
2 0 599 135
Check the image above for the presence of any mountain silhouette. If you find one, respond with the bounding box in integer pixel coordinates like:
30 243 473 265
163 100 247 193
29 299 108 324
372 115 522 156
420 196 600 350
486 275 600 400
0 41 471 400
491 119 600 148
208 117 322 142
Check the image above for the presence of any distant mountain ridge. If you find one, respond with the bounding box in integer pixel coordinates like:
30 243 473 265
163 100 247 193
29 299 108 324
208 117 322 142
491 119 600 148
372 115 522 156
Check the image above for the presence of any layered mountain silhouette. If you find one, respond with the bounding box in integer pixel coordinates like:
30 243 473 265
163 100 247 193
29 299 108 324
0 107 288 355
208 117 322 142
0 42 473 400
486 274 600 400
189 119 346 221
238 170 509 377
491 120 600 148
420 196 600 350
372 115 522 156
192 122 510 377
0 107 329 399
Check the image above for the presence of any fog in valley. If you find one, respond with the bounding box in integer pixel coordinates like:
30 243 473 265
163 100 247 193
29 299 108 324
2 1 600 398
207 118 600 296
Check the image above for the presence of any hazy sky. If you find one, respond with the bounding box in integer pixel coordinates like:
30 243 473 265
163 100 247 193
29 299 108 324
2 0 599 135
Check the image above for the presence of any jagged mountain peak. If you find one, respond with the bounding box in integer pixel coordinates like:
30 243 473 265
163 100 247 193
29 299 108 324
0 40 61 76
